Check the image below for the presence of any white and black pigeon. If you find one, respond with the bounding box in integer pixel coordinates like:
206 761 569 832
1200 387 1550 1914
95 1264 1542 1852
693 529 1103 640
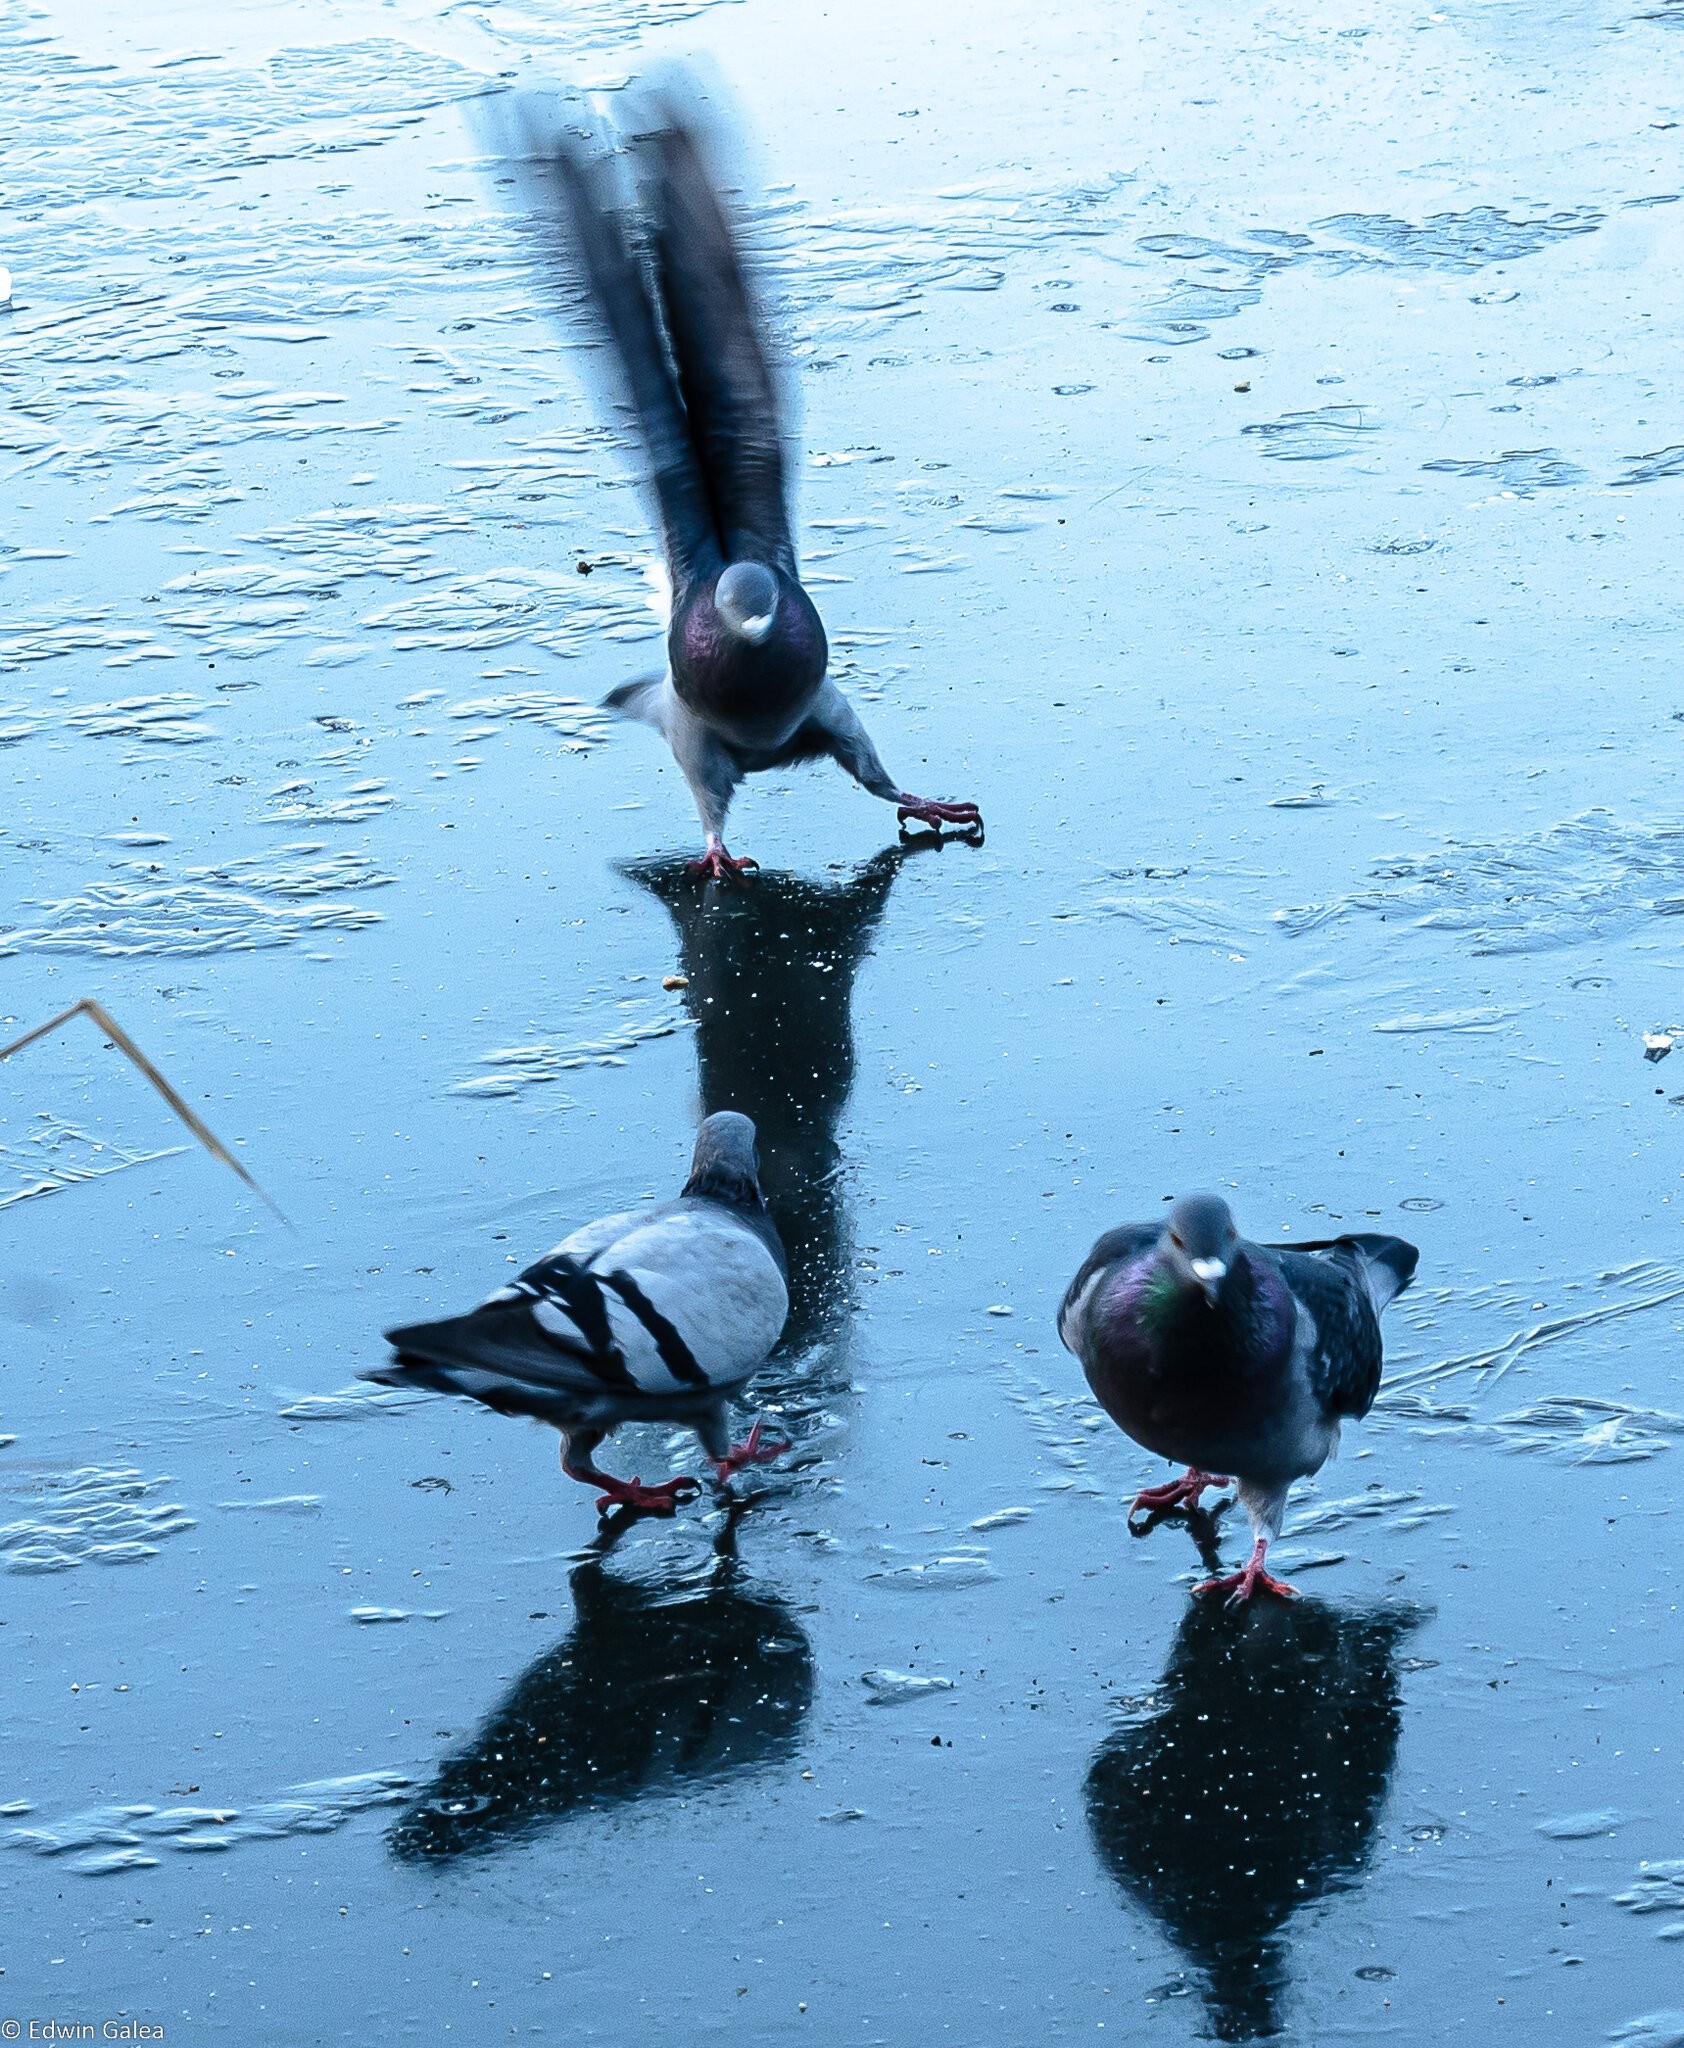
366 1113 791 1516
1058 1194 1418 1604
495 84 982 879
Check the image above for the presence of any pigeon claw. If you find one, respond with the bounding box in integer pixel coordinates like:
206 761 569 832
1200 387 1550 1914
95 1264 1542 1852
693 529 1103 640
1194 1540 1298 1608
895 797 984 842
686 844 759 883
1128 1467 1232 1528
592 1473 701 1518
712 1419 793 1485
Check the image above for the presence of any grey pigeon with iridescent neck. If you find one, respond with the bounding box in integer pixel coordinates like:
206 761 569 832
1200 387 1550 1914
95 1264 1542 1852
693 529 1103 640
1059 1194 1418 1603
492 84 982 878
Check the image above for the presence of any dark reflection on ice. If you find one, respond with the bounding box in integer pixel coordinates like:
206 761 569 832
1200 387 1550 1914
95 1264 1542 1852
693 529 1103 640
1086 1598 1421 2043
626 847 917 1353
390 1516 810 1864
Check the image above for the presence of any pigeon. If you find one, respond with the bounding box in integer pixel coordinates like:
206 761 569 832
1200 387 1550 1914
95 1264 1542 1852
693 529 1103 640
1058 1193 1418 1604
365 1113 792 1516
494 84 982 878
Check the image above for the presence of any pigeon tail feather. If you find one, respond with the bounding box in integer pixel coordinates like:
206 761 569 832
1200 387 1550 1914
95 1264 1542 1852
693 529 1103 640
1270 1232 1420 1312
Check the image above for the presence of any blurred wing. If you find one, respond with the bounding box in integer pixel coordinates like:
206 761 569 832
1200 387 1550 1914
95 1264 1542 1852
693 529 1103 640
488 94 721 588
639 94 794 573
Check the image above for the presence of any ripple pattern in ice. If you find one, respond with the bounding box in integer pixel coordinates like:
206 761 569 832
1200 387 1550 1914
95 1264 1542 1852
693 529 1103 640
0 1468 194 1574
1243 406 1376 462
1351 812 1684 955
0 1117 186 1211
360 567 659 657
1307 206 1603 271
1421 449 1589 492
0 846 391 959
5 1771 411 1875
450 998 692 1097
445 691 611 749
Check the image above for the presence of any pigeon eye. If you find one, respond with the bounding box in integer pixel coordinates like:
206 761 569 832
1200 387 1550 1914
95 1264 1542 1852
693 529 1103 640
1169 1232 1183 1249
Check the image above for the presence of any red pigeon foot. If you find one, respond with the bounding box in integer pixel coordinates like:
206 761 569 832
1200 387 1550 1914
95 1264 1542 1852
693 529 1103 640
1128 1468 1232 1527
1195 1539 1299 1608
896 797 983 838
713 1418 792 1484
687 841 759 882
593 1474 701 1517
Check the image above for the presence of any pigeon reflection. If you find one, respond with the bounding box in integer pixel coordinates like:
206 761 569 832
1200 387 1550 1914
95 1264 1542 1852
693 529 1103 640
1086 1595 1422 2042
625 844 919 1354
391 1512 811 1864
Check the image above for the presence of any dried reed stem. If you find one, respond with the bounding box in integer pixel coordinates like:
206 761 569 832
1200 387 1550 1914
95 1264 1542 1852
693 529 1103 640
1 998 288 1225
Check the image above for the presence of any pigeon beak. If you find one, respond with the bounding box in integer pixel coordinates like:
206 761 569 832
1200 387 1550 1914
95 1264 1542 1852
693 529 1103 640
1189 1257 1228 1304
738 612 774 645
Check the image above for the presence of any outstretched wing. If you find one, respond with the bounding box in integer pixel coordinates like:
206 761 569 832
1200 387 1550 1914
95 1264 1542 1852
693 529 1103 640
1267 1245 1387 1421
638 91 795 575
489 95 721 589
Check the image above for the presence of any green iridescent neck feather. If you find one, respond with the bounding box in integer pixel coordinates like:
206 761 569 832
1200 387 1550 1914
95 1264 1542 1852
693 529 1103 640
1137 1264 1185 1335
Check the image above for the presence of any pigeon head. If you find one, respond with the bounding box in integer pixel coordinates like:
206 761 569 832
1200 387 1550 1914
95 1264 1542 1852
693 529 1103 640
683 1109 766 1208
1160 1194 1240 1307
715 561 779 646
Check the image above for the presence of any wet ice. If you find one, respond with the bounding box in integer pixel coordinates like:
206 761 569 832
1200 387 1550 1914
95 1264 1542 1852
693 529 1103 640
3 0 1683 2038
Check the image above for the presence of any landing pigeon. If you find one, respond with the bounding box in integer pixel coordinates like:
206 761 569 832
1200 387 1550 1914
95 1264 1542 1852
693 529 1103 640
493 84 982 878
1059 1194 1418 1603
366 1113 791 1515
